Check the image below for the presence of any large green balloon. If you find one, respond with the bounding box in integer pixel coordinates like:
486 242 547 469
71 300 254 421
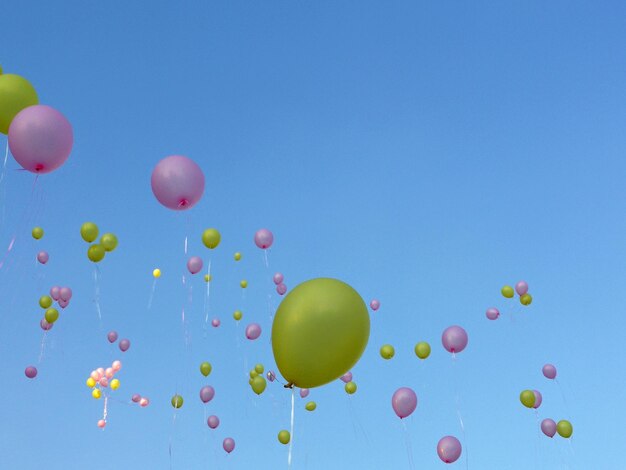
520 390 535 408
0 74 38 134
100 233 118 252
251 376 267 395
88 244 106 262
272 278 370 389
45 307 59 324
556 420 573 438
81 222 99 243
202 228 221 249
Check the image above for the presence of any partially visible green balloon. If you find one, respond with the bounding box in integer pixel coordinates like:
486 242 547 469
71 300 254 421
556 420 573 438
0 73 38 134
200 362 212 377
251 376 267 395
45 307 59 324
202 228 221 249
520 293 532 306
520 390 535 408
305 401 317 411
254 364 264 374
39 295 52 309
414 341 431 359
272 278 370 389
81 222 99 243
278 430 290 445
100 233 118 252
380 344 395 360
88 244 106 262
345 382 357 394
32 227 44 240
501 285 515 298
171 394 184 408
249 370 259 379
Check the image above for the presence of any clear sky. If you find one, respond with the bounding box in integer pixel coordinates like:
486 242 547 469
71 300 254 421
2 1 625 469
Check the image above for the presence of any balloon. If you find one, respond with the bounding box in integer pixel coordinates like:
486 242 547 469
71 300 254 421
140 397 150 407
233 310 242 321
533 390 542 409
392 387 417 419
107 331 118 343
59 287 72 302
50 286 61 301
132 394 141 403
151 155 205 210
58 298 69 309
112 360 122 371
110 379 120 390
278 430 290 445
99 377 109 387
272 278 370 388
24 366 37 379
199 386 215 403
414 342 431 359
305 401 317 411
245 323 261 340
370 299 380 311
557 420 573 438
515 281 529 296
249 370 259 379
542 364 557 379
40 318 53 331
97 420 106 428
9 105 73 173
187 256 203 274
223 438 235 453
340 371 353 383
39 295 52 309
276 283 287 295
200 362 212 377
31 227 44 239
204 274 212 282
441 326 468 354
171 394 184 408
211 318 220 327
267 371 276 382
254 228 273 249
485 307 499 320
299 388 309 399
345 382 357 394
520 293 532 306
380 344 395 360
81 223 99 243
240 279 248 288
91 371 101 381
273 273 284 285
92 389 102 399
520 390 536 408
153 268 161 278
255 364 264 374
119 339 130 352
207 415 220 429
100 233 118 252
251 376 267 395
201 228 221 249
0 74 39 134
86 378 96 388
437 436 462 464
105 368 114 379
541 418 557 438
234 252 242 261
501 285 514 298
88 244 106 262
36 251 48 264
45 308 59 324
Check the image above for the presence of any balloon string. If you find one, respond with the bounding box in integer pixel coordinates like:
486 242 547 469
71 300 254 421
184 235 188 255
452 356 469 470
263 249 269 268
401 420 416 470
38 331 47 364
148 278 157 310
204 259 211 325
288 388 295 468
0 140 8 185
169 411 177 470
94 267 102 323
103 396 109 423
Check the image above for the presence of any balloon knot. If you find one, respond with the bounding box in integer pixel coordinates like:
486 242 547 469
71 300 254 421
284 383 294 389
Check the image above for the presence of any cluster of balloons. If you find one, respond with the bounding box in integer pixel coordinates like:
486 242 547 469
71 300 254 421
81 222 118 263
502 281 533 306
248 364 267 395
273 272 287 296
519 389 543 409
86 360 122 428
32 226 49 264
541 419 573 439
38 286 73 328
131 393 150 408
107 331 131 352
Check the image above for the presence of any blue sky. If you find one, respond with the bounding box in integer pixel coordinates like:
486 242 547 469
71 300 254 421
2 1 625 468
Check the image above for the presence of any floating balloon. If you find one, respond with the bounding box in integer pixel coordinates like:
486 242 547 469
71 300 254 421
107 331 118 343
202 228 221 249
25 366 37 379
515 281 529 296
272 278 370 388
40 318 53 331
112 360 122 372
81 223 99 243
345 382 357 394
250 370 259 379
557 420 573 438
200 362 212 377
207 415 220 429
97 420 106 428
245 323 262 340
299 388 309 399
392 387 417 419
542 364 557 379
233 310 243 321
211 318 220 327
36 251 48 264
86 377 96 388
31 227 44 239
240 279 248 288
254 364 264 374
278 430 290 445
151 156 205 210
139 398 149 407
370 299 380 311
520 390 536 408
50 286 61 301
45 308 59 324
59 287 72 302
414 342 431 359
485 307 499 320
199 386 215 403
223 438 235 454
92 389 102 399
437 436 462 464
204 274 212 282
501 285 514 298
251 376 267 395
171 394 184 409
119 339 130 352
100 233 118 252
132 394 141 403
267 371 276 382
9 105 73 173
541 419 557 438
533 390 542 409
276 283 287 295
380 344 395 360
0 73 39 134
58 298 69 309
110 379 120 390
187 256 203 274
254 228 273 249
39 295 52 309
234 252 242 261
153 268 161 278
305 401 317 411
87 244 106 263
520 293 532 305
441 326 468 354
273 273 284 285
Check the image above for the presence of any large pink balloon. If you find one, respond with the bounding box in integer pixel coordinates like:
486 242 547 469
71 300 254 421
541 418 556 438
187 256 203 274
8 105 73 174
441 325 468 354
254 229 273 249
437 436 462 463
391 387 417 419
151 155 205 210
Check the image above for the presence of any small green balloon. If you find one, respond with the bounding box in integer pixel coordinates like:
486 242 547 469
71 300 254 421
305 401 317 411
501 285 515 298
380 344 395 360
200 362 212 377
255 364 264 374
250 370 259 379
32 227 44 240
520 390 536 408
233 310 242 321
345 381 357 394
81 222 99 243
87 244 106 263
520 293 532 306
251 376 267 395
557 420 573 438
171 394 184 408
45 307 59 324
39 295 53 309
278 430 291 445
100 233 118 252
414 341 431 359
234 252 242 261
202 228 221 249
248 378 253 385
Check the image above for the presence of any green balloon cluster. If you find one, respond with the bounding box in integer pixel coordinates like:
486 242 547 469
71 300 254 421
248 364 267 395
81 222 119 263
200 362 212 377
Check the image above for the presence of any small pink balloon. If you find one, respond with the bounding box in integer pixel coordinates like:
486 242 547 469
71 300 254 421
99 377 109 387
223 437 235 454
139 397 149 407
25 366 37 379
437 436 462 463
58 298 69 309
105 368 114 379
542 364 557 379
8 105 74 174
112 360 122 372
207 415 220 429
245 323 262 340
97 420 106 429
119 339 130 352
276 283 287 295
267 371 276 382
187 256 203 274
211 318 220 328
392 387 417 419
485 307 499 320
340 371 353 383
97 367 105 376
49 286 61 301
273 272 284 285
441 325 468 354
533 390 542 409
91 370 101 381
107 331 118 343
131 394 141 403
370 299 380 311
515 281 529 296
299 388 309 399
541 418 557 438
254 228 273 249
40 318 53 331
59 287 72 301
151 155 205 210
37 251 49 264
199 385 215 404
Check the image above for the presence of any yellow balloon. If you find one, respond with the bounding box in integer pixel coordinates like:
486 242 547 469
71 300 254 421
272 278 370 388
233 310 243 321
345 381 357 394
86 378 96 388
32 227 44 240
0 73 39 134
204 274 212 282
92 389 102 399
110 379 120 390
202 228 221 249
240 280 248 289
234 252 242 261
153 268 161 278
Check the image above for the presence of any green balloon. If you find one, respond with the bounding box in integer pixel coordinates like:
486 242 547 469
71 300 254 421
233 310 243 321
81 222 99 243
171 394 184 408
501 285 515 298
520 390 535 408
556 420 573 438
200 362 212 377
249 370 259 379
272 278 370 389
305 401 317 411
32 227 44 240
87 244 106 263
345 381 357 394
251 376 267 395
380 344 395 360
254 364 264 374
100 233 118 252
45 307 59 324
202 228 221 249
278 430 290 445
520 293 532 306
39 295 52 309
414 341 431 359
0 74 39 134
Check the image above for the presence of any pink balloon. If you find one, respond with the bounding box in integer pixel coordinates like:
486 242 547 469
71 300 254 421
119 339 130 352
49 286 61 301
8 105 73 174
207 415 220 429
437 436 462 463
25 366 37 379
107 331 118 343
99 377 109 387
485 307 499 320
91 370 101 381
37 251 48 264
245 323 262 340
533 390 542 409
267 371 276 382
441 325 468 354
59 287 72 301
391 387 417 419
211 318 220 328
541 418 557 438
542 364 557 379
515 281 529 296
254 228 273 249
58 298 69 309
105 368 114 379
97 419 106 429
199 385 215 404
273 272 284 285
151 155 205 210
132 394 141 403
187 256 203 274
223 437 235 453
40 318 53 331
370 299 380 311
299 388 309 399
276 283 287 295
112 360 122 372
340 371 353 383
97 367 105 376
139 397 149 407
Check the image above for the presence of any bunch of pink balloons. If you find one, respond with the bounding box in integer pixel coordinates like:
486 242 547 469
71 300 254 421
151 155 205 210
131 394 150 408
50 285 73 309
273 272 287 296
107 330 131 352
